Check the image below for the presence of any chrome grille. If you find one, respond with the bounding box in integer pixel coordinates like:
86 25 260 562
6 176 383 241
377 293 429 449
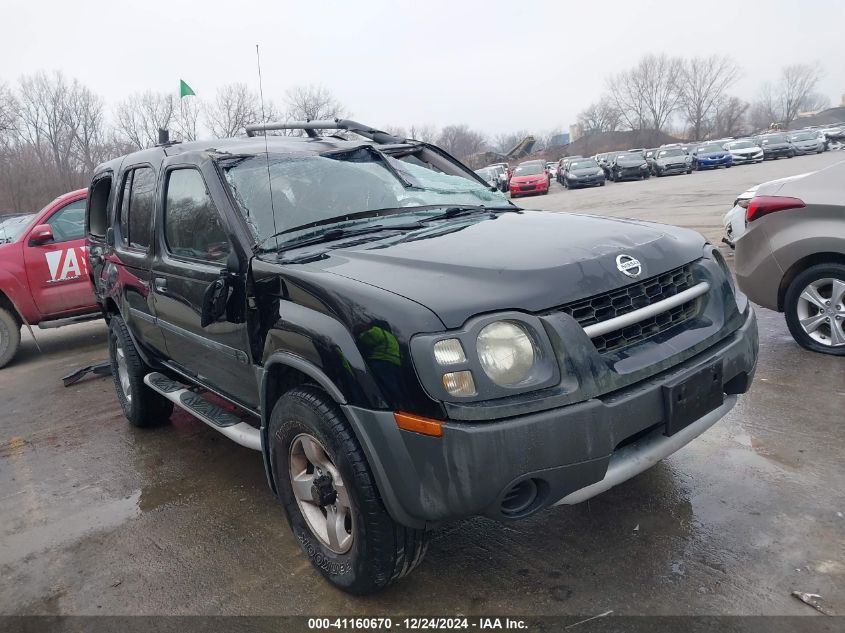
560 262 700 354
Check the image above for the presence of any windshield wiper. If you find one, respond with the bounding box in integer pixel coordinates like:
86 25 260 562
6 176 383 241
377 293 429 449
422 205 521 222
256 204 519 252
274 223 425 254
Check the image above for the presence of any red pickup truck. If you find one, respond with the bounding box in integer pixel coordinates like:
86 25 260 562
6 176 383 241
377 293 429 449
0 189 99 368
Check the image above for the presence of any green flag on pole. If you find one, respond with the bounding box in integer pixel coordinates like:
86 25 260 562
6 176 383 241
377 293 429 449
179 80 195 98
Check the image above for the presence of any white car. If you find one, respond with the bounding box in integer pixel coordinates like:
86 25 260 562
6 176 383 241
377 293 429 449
546 162 558 179
722 185 758 248
474 167 499 189
725 139 764 165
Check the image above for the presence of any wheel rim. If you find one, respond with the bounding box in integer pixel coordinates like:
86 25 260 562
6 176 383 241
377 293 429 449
289 433 353 554
115 339 132 403
796 278 845 347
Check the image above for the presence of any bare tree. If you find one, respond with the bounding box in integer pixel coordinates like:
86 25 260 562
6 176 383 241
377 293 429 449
799 91 830 113
493 130 529 154
115 91 174 150
778 63 824 123
408 124 439 143
70 84 108 173
437 124 488 159
711 96 748 139
677 56 740 141
284 85 346 123
577 96 621 133
751 64 826 129
173 95 201 141
608 54 683 132
204 83 263 138
0 82 16 136
15 71 84 189
382 125 408 138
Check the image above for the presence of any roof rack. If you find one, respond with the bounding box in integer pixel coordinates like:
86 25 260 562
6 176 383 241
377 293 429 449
244 118 405 145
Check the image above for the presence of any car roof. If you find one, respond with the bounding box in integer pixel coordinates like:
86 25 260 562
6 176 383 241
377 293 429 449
96 135 419 173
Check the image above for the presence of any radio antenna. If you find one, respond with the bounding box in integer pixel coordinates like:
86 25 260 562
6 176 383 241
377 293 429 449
255 44 279 250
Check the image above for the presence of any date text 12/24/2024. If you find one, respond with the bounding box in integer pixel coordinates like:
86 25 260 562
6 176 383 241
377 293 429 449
307 618 529 630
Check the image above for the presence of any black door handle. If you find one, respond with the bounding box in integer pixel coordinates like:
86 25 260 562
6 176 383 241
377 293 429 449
154 277 167 293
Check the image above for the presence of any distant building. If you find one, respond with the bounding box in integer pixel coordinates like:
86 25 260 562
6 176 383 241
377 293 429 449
548 133 570 147
569 123 584 143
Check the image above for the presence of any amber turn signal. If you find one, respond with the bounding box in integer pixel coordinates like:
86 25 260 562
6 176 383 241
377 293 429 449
393 412 443 437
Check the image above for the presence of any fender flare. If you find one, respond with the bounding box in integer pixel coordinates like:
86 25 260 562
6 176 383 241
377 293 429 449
258 352 347 494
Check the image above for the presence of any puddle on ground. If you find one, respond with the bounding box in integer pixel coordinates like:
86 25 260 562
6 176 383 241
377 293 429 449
0 490 140 566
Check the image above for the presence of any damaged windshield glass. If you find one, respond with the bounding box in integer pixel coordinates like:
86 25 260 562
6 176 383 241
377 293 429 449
220 146 509 250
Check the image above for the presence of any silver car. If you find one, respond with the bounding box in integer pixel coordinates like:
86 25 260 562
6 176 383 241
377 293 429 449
789 130 826 155
734 159 845 355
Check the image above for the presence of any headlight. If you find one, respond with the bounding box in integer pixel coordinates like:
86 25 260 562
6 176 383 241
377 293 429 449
476 321 536 386
640 163 648 169
568 172 579 179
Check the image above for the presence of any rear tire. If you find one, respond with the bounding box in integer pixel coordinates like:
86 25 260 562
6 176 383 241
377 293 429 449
269 386 429 595
0 307 21 369
783 263 845 356
108 315 173 426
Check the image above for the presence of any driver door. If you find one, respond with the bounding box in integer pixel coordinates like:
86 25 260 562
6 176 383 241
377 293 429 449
23 198 95 315
151 165 257 407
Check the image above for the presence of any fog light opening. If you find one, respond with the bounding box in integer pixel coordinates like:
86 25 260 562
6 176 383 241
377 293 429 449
500 478 547 518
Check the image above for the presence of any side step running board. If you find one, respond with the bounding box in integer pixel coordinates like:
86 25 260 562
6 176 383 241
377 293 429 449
143 372 261 451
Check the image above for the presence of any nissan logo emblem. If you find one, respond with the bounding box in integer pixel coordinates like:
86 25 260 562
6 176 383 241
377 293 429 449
616 254 642 278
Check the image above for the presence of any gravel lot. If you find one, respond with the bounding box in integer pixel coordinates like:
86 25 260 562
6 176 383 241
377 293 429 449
1 152 843 616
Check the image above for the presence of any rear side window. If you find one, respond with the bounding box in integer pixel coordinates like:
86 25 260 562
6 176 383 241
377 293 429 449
118 166 156 250
164 169 231 263
128 168 155 249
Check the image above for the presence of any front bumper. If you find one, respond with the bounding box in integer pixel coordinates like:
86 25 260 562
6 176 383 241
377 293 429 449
697 157 731 168
731 153 763 163
763 148 792 158
656 163 688 175
615 167 648 180
344 308 758 528
510 181 548 196
567 175 604 187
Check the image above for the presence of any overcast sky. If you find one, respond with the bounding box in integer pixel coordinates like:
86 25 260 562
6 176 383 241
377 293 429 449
2 0 843 137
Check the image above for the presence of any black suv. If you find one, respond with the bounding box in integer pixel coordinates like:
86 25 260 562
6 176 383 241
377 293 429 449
86 119 758 595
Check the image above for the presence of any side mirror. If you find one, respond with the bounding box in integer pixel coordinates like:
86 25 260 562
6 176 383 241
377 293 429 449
28 224 54 246
201 252 242 327
201 276 230 328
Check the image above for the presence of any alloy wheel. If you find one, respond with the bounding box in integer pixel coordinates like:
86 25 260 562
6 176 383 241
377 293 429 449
796 278 845 347
289 433 354 554
115 339 132 403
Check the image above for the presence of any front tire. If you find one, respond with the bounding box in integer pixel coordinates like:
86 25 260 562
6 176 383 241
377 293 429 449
783 263 845 356
0 307 21 369
108 315 173 426
269 387 428 594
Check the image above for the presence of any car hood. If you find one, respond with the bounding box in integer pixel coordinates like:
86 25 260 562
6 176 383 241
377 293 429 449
730 147 761 154
793 139 818 146
698 151 728 158
655 155 686 164
313 211 705 328
511 174 544 182
571 168 603 176
762 142 790 149
616 159 646 167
